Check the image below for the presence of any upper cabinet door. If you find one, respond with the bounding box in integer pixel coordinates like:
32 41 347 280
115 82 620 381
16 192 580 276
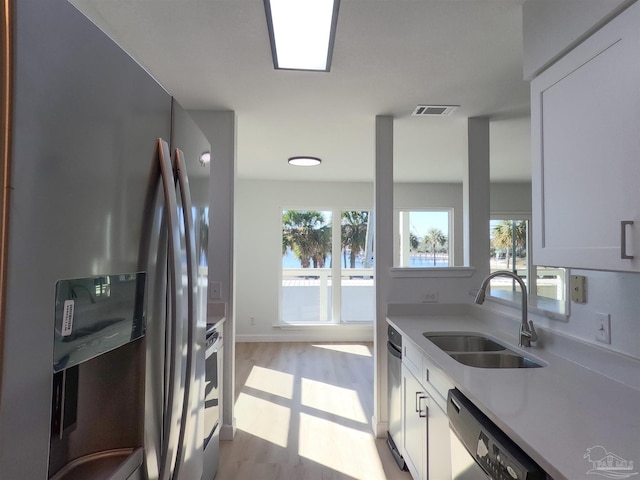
531 2 640 272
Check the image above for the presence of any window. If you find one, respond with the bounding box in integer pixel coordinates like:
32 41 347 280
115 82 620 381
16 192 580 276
396 210 452 267
281 209 374 324
489 219 528 294
488 217 567 314
340 211 374 322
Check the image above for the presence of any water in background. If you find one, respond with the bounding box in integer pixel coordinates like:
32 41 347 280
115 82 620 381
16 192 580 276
282 249 449 268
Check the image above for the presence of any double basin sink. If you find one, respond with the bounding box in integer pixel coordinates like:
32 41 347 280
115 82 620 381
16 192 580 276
423 332 544 368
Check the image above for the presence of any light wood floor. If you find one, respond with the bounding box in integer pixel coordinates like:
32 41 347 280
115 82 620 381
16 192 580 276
216 342 412 480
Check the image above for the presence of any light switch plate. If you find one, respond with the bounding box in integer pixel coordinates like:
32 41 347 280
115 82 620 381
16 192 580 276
595 313 611 344
570 275 586 303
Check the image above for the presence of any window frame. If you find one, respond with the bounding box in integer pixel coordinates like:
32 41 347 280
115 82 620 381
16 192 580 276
280 207 374 325
488 214 569 318
394 208 454 268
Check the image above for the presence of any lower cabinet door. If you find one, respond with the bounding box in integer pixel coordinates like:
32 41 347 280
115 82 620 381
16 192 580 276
402 364 427 480
427 397 452 480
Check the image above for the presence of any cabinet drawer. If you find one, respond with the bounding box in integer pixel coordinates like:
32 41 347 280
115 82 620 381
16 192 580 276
424 355 454 412
401 336 455 413
402 339 423 380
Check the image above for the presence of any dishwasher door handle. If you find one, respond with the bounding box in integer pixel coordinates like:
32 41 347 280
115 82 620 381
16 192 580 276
387 341 402 359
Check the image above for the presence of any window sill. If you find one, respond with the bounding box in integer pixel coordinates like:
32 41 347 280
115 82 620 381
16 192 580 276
390 266 475 278
274 322 373 329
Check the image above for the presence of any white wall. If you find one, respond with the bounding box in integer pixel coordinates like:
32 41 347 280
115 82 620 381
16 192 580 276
235 179 530 341
235 180 374 341
190 110 237 438
490 182 532 216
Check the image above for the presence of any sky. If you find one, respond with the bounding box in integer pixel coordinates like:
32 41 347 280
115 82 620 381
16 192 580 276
406 211 450 238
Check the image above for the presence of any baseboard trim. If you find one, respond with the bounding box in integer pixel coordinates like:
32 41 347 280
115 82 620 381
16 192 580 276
371 415 388 439
220 421 236 441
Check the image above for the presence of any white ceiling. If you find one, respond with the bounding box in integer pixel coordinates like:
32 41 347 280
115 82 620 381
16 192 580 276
70 0 531 183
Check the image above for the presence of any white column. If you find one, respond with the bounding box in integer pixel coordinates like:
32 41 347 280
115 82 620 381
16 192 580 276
331 211 342 323
463 116 491 279
373 115 394 437
190 110 237 440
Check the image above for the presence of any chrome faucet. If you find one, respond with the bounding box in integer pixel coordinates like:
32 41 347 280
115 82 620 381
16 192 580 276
474 270 538 347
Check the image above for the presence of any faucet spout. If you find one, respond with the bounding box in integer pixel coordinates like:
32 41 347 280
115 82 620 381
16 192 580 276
474 270 537 347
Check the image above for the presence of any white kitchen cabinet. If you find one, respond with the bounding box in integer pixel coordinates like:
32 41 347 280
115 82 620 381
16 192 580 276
530 2 640 271
423 357 452 480
425 395 451 480
402 362 427 480
401 345 453 480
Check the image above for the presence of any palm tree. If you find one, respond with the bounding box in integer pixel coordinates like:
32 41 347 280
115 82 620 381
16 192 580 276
422 228 447 266
282 210 331 268
341 211 369 268
491 220 527 269
309 225 331 268
409 232 420 252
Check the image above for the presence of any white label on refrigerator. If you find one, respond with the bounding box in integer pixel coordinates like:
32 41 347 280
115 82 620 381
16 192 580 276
62 300 75 336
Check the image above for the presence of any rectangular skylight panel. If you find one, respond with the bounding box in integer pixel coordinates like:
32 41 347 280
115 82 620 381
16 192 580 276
267 0 338 71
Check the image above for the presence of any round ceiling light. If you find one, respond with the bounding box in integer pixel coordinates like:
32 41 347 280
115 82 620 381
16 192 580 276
288 156 321 167
199 151 211 166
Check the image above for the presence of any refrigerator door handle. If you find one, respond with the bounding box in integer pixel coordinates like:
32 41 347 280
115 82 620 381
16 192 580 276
157 140 185 480
138 139 185 480
171 147 198 479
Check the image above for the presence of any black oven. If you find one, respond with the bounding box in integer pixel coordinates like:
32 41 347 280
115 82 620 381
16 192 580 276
203 323 222 478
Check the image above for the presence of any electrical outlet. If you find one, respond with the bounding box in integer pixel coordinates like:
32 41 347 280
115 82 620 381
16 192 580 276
250 316 255 326
422 291 439 303
209 281 221 300
595 313 611 344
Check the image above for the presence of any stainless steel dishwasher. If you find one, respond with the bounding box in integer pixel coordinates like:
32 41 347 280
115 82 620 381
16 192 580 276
448 389 546 480
387 325 406 470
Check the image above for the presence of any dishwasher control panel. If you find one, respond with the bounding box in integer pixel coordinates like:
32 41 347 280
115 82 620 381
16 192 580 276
448 389 546 480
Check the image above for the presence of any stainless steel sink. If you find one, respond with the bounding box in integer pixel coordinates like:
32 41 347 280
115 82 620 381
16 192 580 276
448 352 543 369
423 333 506 352
423 332 545 369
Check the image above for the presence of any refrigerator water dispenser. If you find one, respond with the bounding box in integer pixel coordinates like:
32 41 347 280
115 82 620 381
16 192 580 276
48 273 146 480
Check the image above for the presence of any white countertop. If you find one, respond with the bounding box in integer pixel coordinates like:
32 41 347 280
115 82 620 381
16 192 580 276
387 306 640 480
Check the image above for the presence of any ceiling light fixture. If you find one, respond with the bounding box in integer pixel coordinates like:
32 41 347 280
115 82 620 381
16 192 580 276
199 151 211 166
264 0 340 71
288 156 321 167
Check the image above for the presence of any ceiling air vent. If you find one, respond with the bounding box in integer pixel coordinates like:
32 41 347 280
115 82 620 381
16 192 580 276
412 105 459 117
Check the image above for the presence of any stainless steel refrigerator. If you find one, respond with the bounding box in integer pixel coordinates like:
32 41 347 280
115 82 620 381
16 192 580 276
0 1 209 478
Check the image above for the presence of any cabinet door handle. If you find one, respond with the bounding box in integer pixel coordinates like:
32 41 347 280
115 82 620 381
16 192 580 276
416 392 429 418
621 221 634 259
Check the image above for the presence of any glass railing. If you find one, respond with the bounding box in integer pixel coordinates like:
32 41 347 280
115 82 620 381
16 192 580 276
281 268 374 324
